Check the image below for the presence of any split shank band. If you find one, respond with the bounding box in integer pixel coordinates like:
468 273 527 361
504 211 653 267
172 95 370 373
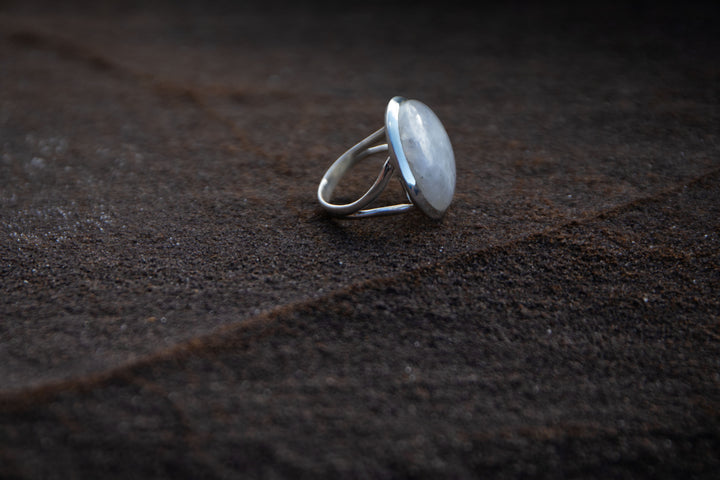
317 127 413 218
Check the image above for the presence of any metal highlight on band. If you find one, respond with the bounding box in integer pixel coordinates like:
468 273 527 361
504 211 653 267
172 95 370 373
317 127 413 218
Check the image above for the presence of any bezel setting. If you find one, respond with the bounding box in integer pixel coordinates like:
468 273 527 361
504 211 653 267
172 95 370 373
385 96 456 219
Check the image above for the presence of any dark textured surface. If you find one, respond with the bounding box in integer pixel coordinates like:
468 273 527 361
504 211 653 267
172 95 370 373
1 1 719 478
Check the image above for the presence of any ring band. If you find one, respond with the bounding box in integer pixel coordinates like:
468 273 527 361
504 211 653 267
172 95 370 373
317 127 413 218
317 96 456 219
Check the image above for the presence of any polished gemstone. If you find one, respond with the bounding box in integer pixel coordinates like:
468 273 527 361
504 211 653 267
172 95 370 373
398 100 456 215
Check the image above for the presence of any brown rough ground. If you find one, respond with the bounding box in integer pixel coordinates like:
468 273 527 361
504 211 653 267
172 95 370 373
1 1 718 478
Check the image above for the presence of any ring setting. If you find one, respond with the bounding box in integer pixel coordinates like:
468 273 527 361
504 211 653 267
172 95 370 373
317 96 456 219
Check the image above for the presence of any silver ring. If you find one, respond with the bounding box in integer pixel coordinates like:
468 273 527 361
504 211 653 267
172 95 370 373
317 96 456 219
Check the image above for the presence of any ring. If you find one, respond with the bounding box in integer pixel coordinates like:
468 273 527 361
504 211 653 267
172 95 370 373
317 96 456 219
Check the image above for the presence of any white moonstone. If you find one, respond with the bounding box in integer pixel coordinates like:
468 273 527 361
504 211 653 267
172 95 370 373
398 100 456 214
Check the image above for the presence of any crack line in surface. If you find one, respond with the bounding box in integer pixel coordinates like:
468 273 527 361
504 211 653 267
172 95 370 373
1 165 718 409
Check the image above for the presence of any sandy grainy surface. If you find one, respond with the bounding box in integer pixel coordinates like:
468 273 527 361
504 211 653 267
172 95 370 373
1 1 719 478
